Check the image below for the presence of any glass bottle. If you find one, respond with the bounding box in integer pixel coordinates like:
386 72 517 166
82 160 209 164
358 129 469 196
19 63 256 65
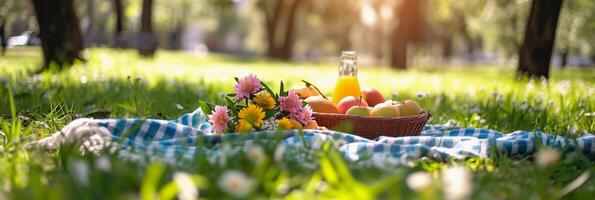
331 50 363 105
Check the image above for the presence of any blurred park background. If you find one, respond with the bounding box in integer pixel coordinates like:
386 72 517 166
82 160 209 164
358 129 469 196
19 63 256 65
0 0 594 73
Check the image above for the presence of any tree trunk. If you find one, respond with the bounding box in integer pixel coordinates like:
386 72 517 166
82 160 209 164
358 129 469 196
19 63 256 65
264 0 283 58
263 0 303 60
170 22 183 49
277 0 302 60
390 0 423 69
140 0 153 33
373 24 383 63
458 15 474 55
86 0 95 33
0 17 6 55
31 0 84 70
113 0 125 46
137 0 157 57
517 0 564 79
170 2 190 50
560 48 568 69
441 35 452 60
390 29 408 69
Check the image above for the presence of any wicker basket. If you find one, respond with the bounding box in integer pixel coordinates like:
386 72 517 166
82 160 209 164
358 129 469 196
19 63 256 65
312 111 430 139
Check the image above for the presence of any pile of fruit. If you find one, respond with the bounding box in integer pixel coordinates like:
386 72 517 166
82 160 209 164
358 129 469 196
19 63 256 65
294 81 424 117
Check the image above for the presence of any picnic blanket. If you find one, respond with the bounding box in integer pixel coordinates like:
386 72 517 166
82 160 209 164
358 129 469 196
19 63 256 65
32 108 595 165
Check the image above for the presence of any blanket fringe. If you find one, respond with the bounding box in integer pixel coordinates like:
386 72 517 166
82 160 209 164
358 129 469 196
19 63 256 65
27 118 112 154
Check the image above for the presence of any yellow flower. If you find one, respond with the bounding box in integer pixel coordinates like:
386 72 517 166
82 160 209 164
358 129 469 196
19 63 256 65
276 118 293 130
236 120 253 133
253 93 275 109
238 104 265 128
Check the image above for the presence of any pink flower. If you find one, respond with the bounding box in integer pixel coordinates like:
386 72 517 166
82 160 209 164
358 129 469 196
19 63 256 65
209 106 230 133
235 74 262 101
279 90 302 113
289 105 314 125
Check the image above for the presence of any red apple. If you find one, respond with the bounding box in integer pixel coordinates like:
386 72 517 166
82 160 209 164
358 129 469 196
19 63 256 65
337 96 368 114
362 88 385 107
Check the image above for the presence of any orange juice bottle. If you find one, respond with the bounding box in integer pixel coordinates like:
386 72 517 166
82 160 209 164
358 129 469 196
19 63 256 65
332 51 363 105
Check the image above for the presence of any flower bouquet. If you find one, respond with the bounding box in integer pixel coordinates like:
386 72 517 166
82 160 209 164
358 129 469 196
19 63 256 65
199 74 318 134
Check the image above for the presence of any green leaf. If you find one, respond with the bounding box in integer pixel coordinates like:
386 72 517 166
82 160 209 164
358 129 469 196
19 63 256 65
190 175 208 187
320 156 339 185
261 81 277 99
199 100 214 118
279 80 285 96
264 109 277 120
328 149 354 183
141 162 165 200
224 96 236 106
157 183 178 200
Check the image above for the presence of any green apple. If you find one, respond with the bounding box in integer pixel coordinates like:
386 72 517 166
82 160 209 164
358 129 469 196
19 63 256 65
396 100 423 116
370 103 401 117
337 96 368 114
346 106 371 116
384 100 402 110
384 100 400 105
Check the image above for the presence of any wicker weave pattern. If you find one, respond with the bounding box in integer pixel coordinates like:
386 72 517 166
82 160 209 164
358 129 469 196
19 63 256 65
312 111 430 139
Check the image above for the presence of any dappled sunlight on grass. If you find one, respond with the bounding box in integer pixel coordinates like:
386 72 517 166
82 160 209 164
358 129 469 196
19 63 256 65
0 48 594 199
1 48 593 134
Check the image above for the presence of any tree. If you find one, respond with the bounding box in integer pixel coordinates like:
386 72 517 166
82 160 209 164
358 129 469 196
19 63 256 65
390 0 425 69
555 0 594 68
467 0 530 60
113 0 125 46
518 0 564 78
0 17 6 55
1 0 28 55
425 0 486 61
31 0 84 70
0 2 8 56
85 0 95 33
156 0 195 49
257 0 305 60
314 0 360 52
137 0 157 56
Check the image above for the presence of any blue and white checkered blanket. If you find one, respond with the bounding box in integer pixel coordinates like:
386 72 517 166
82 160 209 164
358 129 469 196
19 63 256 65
36 108 595 163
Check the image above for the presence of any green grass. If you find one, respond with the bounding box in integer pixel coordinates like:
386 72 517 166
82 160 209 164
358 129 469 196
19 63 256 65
0 47 594 199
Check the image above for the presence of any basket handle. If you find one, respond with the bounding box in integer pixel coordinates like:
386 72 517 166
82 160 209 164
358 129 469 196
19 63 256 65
425 111 432 120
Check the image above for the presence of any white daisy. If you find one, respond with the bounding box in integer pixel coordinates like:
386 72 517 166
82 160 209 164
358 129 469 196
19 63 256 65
71 160 90 186
174 172 198 200
218 170 255 198
247 145 265 163
442 166 472 200
536 148 560 167
274 144 286 162
80 75 88 84
95 156 111 172
406 171 433 191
